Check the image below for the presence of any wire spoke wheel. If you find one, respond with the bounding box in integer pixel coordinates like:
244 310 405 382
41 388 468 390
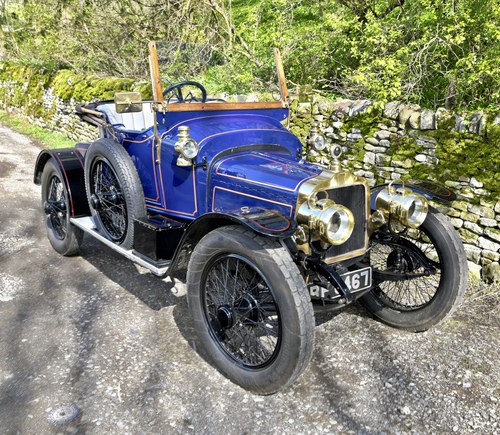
187 226 314 394
202 254 281 368
370 227 441 310
41 159 83 256
361 207 467 331
90 158 127 242
46 174 68 240
84 139 146 249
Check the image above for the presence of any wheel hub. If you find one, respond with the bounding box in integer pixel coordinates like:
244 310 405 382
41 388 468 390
217 305 234 329
90 194 101 210
235 295 260 325
44 200 66 215
387 249 415 273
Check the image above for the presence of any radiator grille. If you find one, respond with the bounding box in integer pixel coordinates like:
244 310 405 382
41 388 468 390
324 184 368 262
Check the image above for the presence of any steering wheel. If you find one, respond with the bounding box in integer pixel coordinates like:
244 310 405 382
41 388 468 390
163 81 207 103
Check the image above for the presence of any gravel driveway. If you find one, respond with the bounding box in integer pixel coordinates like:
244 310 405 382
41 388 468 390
0 124 498 434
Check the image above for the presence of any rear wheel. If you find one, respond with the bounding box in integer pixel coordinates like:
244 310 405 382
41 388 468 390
84 139 145 249
41 159 83 256
361 207 467 331
187 226 315 394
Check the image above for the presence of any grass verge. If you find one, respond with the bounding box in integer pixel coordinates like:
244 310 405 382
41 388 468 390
0 110 73 148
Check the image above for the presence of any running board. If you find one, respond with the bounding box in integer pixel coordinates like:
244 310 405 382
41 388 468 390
70 216 171 276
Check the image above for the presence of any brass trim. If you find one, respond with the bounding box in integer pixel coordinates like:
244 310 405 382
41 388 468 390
295 169 371 262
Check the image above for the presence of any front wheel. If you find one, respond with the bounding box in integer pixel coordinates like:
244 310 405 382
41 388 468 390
361 206 467 332
187 226 315 394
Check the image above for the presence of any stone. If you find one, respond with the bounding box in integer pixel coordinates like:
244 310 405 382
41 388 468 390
377 123 389 130
450 218 464 229
495 202 500 214
480 198 495 208
409 111 421 129
398 104 421 126
392 160 405 168
478 237 500 252
467 261 482 281
458 228 479 244
374 130 391 140
378 170 392 180
376 154 392 165
379 139 391 147
479 218 497 228
420 109 435 130
332 121 344 130
478 113 487 136
415 154 427 162
347 133 363 140
481 258 493 267
482 250 500 262
469 111 484 135
349 100 372 116
453 115 467 133
468 204 495 219
332 99 353 117
415 136 437 148
485 228 500 243
473 188 490 196
452 200 470 212
383 101 403 120
365 137 379 145
388 126 399 133
318 100 335 114
364 152 376 165
460 211 480 223
435 107 452 129
463 244 481 262
364 144 387 153
463 221 483 235
483 262 500 284
402 159 413 169
446 208 461 217
313 115 325 122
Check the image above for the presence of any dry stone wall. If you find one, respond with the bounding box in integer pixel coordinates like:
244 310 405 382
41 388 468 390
290 98 499 283
0 75 498 282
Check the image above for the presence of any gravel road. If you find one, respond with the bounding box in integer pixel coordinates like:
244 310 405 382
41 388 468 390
0 124 498 434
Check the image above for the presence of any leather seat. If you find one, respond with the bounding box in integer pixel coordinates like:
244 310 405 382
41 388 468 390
97 102 155 132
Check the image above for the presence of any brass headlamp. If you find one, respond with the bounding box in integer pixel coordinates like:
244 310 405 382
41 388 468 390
297 196 354 246
375 182 428 228
174 125 199 166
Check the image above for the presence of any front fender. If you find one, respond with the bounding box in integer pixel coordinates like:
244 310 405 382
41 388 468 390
168 207 296 273
183 207 296 242
34 148 90 217
370 179 456 209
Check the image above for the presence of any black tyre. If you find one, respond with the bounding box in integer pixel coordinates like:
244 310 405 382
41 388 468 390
187 226 315 394
41 159 83 256
361 206 467 332
84 139 145 249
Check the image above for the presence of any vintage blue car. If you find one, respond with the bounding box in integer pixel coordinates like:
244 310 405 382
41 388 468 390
34 42 467 394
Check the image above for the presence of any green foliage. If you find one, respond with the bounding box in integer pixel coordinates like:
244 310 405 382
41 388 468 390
0 0 498 109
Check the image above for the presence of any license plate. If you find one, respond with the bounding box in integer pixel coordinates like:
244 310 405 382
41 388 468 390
340 267 372 292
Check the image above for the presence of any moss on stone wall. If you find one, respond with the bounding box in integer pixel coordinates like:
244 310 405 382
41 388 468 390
1 62 153 107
